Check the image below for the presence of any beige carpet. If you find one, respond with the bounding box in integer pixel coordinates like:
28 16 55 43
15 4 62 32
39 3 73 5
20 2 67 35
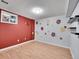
0 41 72 59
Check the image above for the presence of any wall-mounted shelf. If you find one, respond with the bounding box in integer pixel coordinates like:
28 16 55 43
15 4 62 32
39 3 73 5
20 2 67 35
69 27 76 29
74 33 79 35
72 33 79 38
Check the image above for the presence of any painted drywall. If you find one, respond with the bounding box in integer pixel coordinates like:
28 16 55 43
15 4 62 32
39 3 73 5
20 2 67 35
69 22 79 59
71 2 79 17
35 16 70 48
70 2 79 59
66 0 79 17
70 33 79 59
0 9 35 48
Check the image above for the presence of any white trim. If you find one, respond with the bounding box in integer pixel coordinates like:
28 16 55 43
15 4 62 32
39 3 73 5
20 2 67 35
70 48 74 59
0 40 34 52
35 39 70 49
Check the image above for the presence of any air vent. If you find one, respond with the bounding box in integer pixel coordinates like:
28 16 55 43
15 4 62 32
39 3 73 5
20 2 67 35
1 0 8 4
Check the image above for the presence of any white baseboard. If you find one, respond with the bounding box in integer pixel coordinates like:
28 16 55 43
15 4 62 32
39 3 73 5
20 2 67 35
0 40 34 52
35 39 70 49
70 48 74 59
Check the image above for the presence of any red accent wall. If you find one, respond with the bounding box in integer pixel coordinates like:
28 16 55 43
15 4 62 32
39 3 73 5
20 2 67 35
0 9 35 48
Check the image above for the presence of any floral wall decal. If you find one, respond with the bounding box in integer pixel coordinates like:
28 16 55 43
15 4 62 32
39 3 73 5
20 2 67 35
45 32 47 35
60 37 63 40
64 26 67 29
41 27 44 31
36 21 38 24
51 32 56 37
35 16 70 47
56 19 61 24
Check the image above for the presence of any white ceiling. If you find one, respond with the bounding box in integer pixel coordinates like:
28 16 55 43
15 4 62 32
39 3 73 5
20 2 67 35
0 0 69 19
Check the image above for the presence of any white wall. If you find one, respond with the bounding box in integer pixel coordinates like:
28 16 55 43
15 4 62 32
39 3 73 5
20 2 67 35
70 2 79 59
66 0 79 17
35 16 70 48
71 2 79 17
70 34 79 59
69 22 79 59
